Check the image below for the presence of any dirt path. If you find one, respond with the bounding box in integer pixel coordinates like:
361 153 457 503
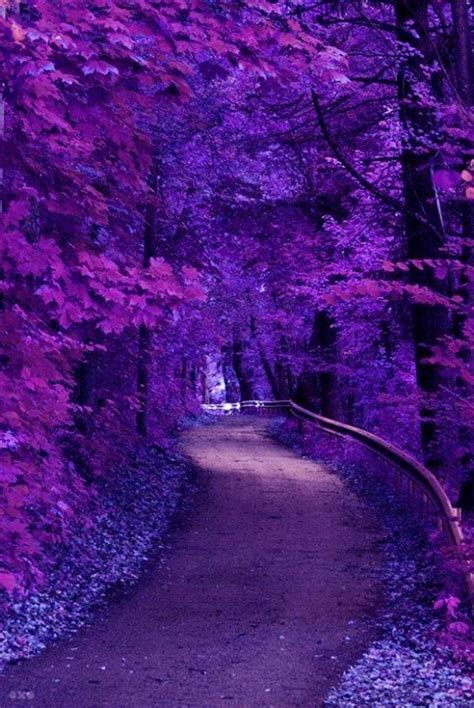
0 418 385 707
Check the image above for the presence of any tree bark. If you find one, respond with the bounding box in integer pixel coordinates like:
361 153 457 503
222 345 240 402
73 349 97 435
232 339 254 400
249 316 280 399
258 348 280 399
181 356 188 405
0 2 20 212
136 324 151 436
295 310 340 418
395 0 449 470
450 0 474 506
451 0 472 106
136 165 159 436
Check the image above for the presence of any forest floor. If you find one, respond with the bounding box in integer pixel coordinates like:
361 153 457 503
0 417 386 707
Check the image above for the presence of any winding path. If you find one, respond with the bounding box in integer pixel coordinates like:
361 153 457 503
1 418 385 707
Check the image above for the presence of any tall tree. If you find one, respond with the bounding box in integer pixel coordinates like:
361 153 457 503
395 0 449 470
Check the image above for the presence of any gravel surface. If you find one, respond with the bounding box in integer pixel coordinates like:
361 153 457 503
271 419 474 707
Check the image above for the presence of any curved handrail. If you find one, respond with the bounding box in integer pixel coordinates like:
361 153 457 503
288 401 464 542
203 398 473 605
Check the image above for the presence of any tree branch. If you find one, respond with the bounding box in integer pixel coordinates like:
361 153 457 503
310 89 444 243
311 14 398 34
351 76 397 86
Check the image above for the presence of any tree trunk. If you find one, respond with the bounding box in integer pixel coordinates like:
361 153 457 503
221 345 238 402
181 356 188 405
451 0 472 106
295 310 339 417
136 165 159 436
232 339 254 400
249 315 280 399
395 0 449 470
286 365 294 399
73 349 97 435
136 324 151 436
451 0 474 507
201 369 210 404
317 311 339 419
259 348 280 399
0 2 20 212
276 336 294 400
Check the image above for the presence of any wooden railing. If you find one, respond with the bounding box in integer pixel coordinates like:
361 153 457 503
203 399 474 606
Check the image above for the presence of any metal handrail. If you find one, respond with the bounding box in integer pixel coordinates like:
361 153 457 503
203 398 473 605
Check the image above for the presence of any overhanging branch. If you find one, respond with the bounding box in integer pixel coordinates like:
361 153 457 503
310 89 444 243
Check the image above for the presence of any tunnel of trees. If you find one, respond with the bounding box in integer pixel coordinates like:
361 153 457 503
0 0 473 658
